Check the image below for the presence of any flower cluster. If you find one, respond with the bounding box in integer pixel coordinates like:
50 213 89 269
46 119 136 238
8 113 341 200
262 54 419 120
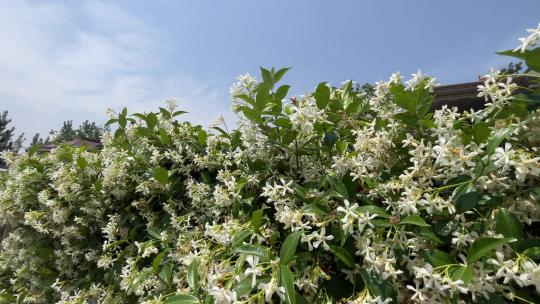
1 24 540 304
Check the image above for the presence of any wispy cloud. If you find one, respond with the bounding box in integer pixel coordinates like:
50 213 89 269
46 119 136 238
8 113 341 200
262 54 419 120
0 1 231 143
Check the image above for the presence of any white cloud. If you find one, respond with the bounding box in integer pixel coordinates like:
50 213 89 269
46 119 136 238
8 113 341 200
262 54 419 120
0 0 232 144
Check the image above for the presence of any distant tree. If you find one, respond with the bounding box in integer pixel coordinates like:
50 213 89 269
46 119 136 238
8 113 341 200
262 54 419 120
0 111 24 167
28 133 50 149
500 61 524 75
50 120 104 143
76 120 104 141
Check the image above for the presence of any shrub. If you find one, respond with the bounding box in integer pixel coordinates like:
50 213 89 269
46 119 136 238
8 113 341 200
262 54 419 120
1 24 540 304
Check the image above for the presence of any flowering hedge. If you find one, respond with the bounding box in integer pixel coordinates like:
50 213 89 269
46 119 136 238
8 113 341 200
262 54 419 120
1 24 540 304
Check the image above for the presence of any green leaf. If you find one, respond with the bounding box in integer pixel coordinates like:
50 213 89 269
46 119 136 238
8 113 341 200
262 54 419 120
235 277 255 298
313 82 330 109
357 205 389 218
398 215 430 227
274 67 291 83
472 122 491 144
516 238 540 253
0 293 16 303
232 229 253 248
450 265 473 284
152 248 170 273
426 249 456 267
197 129 208 145
275 85 291 102
152 167 169 185
336 141 348 154
158 107 171 119
76 156 87 170
172 110 188 117
495 208 524 240
274 117 292 128
159 128 170 145
242 107 263 124
525 47 540 72
280 265 296 304
280 231 302 265
147 227 162 239
326 175 348 199
390 85 415 112
16 292 26 304
146 112 158 129
523 247 540 260
419 227 444 245
329 246 355 268
234 244 270 261
165 293 200 304
256 84 271 111
251 209 264 232
467 237 512 263
188 260 199 292
496 49 527 60
303 204 330 216
260 67 275 89
454 191 481 213
486 130 509 156
159 263 173 286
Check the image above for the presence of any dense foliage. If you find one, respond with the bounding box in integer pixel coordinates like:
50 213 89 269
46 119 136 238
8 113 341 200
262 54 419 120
1 24 540 304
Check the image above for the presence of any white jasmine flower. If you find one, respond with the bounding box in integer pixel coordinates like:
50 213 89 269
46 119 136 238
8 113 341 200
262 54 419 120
305 226 334 251
337 199 359 234
514 22 540 53
357 211 377 234
244 255 262 288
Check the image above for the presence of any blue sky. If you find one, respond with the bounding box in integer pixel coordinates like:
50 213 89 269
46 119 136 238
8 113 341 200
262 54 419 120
1 0 539 143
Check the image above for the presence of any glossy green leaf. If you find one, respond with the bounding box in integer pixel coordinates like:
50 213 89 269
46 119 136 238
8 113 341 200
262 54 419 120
146 112 158 130
280 231 302 265
357 205 389 218
164 293 200 304
486 130 509 156
251 209 264 232
275 85 291 102
152 167 169 185
523 247 540 260
188 260 199 292
467 237 512 263
454 191 481 213
398 215 430 227
426 249 455 267
260 67 275 89
326 175 348 199
496 208 524 240
313 82 330 109
235 277 255 298
473 122 491 144
450 265 473 284
234 244 270 261
159 263 173 286
242 107 262 124
274 67 291 83
525 47 540 72
152 248 170 273
232 229 253 248
280 265 296 304
147 227 161 239
329 246 355 268
496 49 527 60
